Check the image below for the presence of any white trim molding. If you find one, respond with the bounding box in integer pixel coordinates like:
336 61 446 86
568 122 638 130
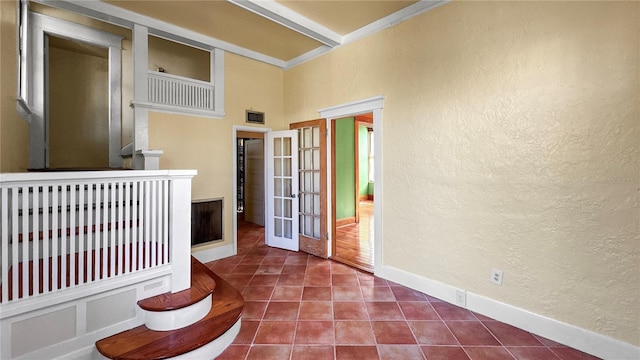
376 264 640 360
342 0 449 45
27 11 123 169
230 125 272 258
192 243 235 264
318 95 385 119
131 101 226 120
318 96 384 263
227 0 342 47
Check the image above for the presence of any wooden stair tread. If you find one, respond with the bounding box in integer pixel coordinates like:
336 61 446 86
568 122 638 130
137 257 216 311
96 263 243 360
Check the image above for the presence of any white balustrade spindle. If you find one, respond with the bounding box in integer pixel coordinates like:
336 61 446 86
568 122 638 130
147 71 214 111
0 170 195 303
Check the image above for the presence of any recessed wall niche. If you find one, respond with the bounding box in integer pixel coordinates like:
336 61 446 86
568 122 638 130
148 35 209 82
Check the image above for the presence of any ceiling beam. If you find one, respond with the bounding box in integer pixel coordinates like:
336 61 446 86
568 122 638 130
226 0 342 47
37 0 287 68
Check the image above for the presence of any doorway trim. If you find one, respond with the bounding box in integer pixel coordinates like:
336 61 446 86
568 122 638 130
28 12 123 169
318 95 384 271
232 125 271 256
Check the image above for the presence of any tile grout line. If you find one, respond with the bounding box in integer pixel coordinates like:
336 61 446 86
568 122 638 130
217 222 601 360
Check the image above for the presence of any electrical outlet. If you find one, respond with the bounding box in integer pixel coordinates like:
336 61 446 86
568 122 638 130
455 290 467 307
491 269 503 285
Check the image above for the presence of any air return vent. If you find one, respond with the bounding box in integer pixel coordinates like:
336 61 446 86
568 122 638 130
246 110 265 124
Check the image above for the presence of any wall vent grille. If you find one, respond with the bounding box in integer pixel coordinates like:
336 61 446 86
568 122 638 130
246 110 265 124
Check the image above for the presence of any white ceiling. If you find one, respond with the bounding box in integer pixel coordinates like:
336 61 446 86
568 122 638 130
38 0 448 68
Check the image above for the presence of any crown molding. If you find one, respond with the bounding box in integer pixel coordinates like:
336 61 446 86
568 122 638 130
227 0 342 47
284 0 450 70
342 0 448 45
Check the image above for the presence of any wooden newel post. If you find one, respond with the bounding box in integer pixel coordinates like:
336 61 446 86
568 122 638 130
169 170 197 293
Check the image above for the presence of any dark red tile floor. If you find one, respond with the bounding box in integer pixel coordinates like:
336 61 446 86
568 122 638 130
209 221 600 360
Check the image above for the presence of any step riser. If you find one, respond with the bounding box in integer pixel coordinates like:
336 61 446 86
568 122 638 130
143 294 212 331
96 258 244 360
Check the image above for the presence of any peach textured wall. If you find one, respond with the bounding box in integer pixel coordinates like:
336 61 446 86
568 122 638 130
284 1 639 346
148 35 210 82
149 52 285 248
0 0 30 172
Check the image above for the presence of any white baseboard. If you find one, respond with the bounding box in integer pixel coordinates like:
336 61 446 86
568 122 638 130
192 243 235 263
55 345 100 360
376 264 639 360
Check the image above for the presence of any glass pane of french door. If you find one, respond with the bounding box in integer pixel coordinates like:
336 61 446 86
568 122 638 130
298 125 322 239
266 130 299 251
290 118 327 258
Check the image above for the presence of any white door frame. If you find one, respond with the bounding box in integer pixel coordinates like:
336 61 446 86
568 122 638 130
318 95 384 271
28 12 123 169
232 125 271 255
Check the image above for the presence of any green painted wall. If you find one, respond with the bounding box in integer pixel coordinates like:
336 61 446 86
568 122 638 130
358 126 369 198
335 118 355 220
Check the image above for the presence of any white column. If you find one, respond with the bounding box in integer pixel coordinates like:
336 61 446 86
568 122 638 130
169 174 194 293
28 16 46 169
132 24 149 169
213 48 225 115
109 46 123 168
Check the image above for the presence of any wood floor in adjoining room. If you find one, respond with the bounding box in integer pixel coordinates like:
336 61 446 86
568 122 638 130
333 201 374 273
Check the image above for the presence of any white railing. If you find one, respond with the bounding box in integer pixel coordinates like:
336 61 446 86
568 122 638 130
0 170 196 304
148 71 214 111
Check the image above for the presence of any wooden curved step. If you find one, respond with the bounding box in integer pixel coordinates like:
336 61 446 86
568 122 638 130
95 261 243 360
137 257 216 312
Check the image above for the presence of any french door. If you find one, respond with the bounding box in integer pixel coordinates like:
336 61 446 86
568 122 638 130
265 130 299 251
265 121 328 258
290 119 328 258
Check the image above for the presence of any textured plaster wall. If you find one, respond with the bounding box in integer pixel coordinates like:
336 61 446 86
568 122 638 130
148 35 210 82
0 0 29 172
149 52 285 248
284 1 639 346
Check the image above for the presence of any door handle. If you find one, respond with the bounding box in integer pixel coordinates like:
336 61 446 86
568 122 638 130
289 193 297 199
